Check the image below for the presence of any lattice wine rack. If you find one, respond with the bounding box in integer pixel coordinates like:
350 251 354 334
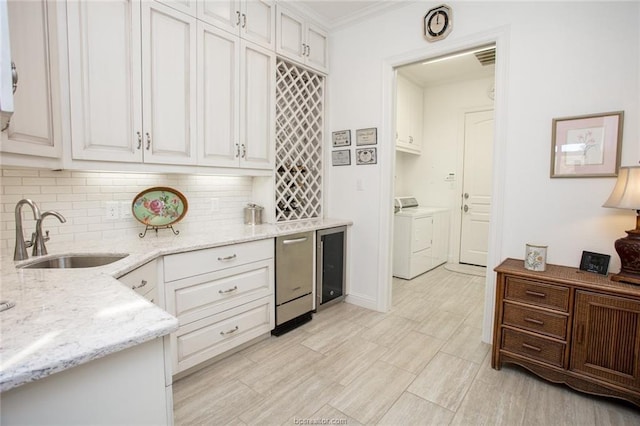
275 60 324 222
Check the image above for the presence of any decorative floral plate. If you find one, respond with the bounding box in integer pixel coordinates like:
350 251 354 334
132 187 188 227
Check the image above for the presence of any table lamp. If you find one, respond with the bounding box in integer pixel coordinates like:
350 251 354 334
603 166 640 284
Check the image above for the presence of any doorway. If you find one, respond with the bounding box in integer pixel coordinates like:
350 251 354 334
392 44 496 273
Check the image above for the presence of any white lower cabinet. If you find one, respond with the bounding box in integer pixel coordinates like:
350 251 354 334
1 339 171 425
172 296 271 373
117 259 160 305
164 239 274 375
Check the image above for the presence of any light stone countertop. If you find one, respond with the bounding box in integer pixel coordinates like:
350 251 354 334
0 218 352 392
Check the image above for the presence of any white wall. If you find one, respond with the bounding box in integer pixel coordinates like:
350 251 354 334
0 168 253 253
326 2 640 319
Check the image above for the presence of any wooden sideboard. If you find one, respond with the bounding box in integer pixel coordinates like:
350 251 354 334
492 258 640 407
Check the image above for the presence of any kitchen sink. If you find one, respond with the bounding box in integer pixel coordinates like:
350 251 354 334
18 254 129 269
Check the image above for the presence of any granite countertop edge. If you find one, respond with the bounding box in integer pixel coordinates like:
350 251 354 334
0 218 352 392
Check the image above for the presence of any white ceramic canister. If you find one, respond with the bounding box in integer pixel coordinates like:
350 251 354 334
524 244 548 271
244 203 264 225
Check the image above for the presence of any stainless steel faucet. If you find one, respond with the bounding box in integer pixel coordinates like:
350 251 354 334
14 199 42 261
32 211 66 257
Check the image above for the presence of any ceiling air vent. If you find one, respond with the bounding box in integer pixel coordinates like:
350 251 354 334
474 48 495 66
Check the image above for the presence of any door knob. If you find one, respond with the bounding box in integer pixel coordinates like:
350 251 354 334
464 193 469 199
463 205 469 212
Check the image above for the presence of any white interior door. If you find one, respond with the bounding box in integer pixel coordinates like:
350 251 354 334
460 109 493 266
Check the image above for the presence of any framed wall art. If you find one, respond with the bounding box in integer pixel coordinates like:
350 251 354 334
331 149 351 166
356 148 377 165
356 127 377 146
332 130 351 147
550 111 623 178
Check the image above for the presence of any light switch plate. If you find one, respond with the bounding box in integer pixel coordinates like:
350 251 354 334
105 201 119 219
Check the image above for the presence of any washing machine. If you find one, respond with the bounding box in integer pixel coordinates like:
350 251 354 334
393 197 449 279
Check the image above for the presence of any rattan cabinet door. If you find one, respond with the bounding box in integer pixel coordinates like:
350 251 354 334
571 290 640 390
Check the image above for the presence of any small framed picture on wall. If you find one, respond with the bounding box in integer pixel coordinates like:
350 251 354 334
332 149 351 166
332 130 351 147
356 127 377 146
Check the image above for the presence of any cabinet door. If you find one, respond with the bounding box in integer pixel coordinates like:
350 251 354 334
239 41 274 169
197 21 240 167
395 74 422 154
68 0 143 163
305 23 328 73
141 2 197 165
571 291 640 389
276 6 304 62
154 0 197 17
409 83 424 149
242 0 274 49
198 0 239 34
1 0 61 159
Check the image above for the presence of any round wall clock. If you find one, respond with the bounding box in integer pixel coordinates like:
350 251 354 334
424 5 453 42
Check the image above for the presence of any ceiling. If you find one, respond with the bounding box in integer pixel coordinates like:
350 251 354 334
398 47 496 87
293 1 395 28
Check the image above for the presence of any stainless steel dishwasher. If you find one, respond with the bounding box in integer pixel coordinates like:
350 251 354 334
272 231 314 335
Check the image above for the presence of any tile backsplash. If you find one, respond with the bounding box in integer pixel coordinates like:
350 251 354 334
1 168 254 254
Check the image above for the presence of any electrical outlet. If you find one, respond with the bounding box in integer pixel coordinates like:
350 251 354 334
120 201 132 219
211 198 220 213
105 201 119 219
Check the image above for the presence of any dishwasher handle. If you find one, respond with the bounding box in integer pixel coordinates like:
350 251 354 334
282 237 308 245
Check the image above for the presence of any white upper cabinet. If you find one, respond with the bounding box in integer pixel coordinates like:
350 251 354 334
68 0 197 165
197 22 239 167
1 0 63 159
239 40 275 169
141 2 197 165
276 5 328 73
396 74 423 155
67 0 143 163
198 0 274 49
197 20 274 169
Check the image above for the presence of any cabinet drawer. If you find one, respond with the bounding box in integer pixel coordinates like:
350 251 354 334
503 302 568 340
118 260 158 301
167 259 274 325
501 328 565 368
172 296 273 373
504 277 569 312
164 239 273 282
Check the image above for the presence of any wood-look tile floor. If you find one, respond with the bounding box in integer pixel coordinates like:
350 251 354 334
173 266 640 425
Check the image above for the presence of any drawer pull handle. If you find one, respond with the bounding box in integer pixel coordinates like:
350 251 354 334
220 326 239 336
525 290 546 298
0 300 15 312
524 317 544 325
292 286 301 291
283 237 308 245
217 254 237 261
132 279 148 290
521 342 542 352
219 286 238 294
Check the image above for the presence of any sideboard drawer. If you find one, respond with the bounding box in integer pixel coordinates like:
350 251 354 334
505 277 570 312
503 302 568 340
502 328 565 368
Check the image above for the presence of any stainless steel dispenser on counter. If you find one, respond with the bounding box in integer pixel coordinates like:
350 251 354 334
244 203 263 225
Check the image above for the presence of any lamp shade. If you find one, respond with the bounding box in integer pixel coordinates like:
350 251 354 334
603 166 640 210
